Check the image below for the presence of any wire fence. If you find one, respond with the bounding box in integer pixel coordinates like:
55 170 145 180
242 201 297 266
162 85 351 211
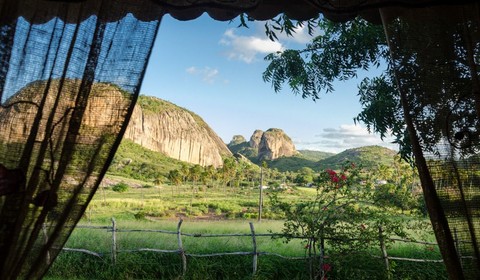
48 218 451 278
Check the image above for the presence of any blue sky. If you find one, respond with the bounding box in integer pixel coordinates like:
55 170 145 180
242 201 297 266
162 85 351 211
140 14 397 154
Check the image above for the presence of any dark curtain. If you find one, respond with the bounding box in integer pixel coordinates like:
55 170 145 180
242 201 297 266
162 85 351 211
0 0 161 279
2 1 480 279
381 3 480 279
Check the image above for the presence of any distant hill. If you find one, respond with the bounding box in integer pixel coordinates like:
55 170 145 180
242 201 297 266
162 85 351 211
317 145 398 170
265 150 334 172
265 146 398 172
298 150 335 162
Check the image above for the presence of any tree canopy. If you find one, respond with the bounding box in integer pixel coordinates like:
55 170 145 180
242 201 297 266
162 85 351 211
261 15 480 162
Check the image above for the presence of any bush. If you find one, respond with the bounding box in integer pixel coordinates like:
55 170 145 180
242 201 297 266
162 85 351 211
112 182 130 193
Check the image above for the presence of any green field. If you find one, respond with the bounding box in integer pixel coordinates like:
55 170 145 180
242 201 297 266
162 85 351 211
44 178 447 279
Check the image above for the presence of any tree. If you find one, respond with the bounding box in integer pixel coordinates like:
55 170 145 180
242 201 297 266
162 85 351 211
167 169 182 186
261 18 408 155
261 15 477 277
294 166 314 186
189 164 203 186
220 157 237 189
262 15 480 161
272 162 410 279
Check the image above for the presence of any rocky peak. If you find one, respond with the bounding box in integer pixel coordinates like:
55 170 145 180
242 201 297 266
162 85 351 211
227 128 298 162
229 135 246 146
249 129 263 150
257 128 298 161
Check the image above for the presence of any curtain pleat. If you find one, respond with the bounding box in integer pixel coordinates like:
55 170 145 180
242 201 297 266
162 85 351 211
0 1 161 278
381 3 480 279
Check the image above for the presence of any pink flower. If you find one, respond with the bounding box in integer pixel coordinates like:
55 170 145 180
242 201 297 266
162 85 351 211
331 176 339 183
340 174 347 181
322 263 332 272
326 169 336 176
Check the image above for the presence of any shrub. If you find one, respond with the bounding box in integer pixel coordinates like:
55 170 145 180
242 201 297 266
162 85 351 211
112 182 129 193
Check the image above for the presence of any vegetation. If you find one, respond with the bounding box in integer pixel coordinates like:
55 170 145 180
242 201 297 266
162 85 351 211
260 15 478 278
111 182 129 193
39 145 441 279
137 95 181 115
108 139 187 181
45 166 444 279
297 150 334 162
316 146 397 170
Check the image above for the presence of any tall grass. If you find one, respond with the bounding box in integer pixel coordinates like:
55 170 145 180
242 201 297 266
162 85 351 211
44 180 447 279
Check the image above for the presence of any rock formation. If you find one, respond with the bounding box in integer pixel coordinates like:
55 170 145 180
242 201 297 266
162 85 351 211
0 81 232 168
258 128 298 160
228 128 297 161
249 129 263 150
229 135 246 146
124 96 231 167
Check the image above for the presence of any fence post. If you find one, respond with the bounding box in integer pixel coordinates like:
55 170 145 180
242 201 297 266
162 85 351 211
378 226 390 279
453 228 463 269
177 219 187 277
111 217 117 265
42 223 51 265
249 222 258 276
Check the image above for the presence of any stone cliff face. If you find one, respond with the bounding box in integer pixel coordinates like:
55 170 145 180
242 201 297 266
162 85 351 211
249 130 263 150
228 128 297 161
0 80 129 145
258 128 298 160
0 83 231 168
124 96 231 168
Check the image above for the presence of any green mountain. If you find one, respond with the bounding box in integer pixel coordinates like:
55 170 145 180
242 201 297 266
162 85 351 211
298 150 335 162
264 150 334 172
264 146 398 172
316 145 398 170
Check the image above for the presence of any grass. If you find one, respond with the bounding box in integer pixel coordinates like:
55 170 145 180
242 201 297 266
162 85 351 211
44 178 447 279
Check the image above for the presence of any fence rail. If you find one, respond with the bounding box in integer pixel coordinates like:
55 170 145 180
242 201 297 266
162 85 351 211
53 218 448 277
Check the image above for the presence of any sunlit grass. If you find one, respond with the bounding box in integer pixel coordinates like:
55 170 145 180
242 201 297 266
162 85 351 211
45 179 447 279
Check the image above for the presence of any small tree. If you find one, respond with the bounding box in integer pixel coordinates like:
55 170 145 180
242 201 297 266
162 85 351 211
272 162 409 279
112 182 129 193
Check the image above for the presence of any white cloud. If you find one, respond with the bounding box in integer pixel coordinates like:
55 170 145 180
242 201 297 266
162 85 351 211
220 28 284 63
275 24 320 45
294 124 398 154
185 66 219 84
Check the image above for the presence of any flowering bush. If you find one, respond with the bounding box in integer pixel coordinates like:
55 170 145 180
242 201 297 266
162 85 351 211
271 161 410 279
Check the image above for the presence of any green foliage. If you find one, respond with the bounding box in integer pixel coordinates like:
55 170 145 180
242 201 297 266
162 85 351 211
263 19 386 100
108 139 186 181
272 162 414 278
112 182 129 193
136 95 179 114
260 16 418 161
227 141 258 161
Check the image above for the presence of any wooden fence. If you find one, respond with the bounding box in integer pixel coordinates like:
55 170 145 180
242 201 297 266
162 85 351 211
55 218 445 277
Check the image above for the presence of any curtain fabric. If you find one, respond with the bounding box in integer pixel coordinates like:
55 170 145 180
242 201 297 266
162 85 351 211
1 0 480 279
0 0 160 279
381 3 480 279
